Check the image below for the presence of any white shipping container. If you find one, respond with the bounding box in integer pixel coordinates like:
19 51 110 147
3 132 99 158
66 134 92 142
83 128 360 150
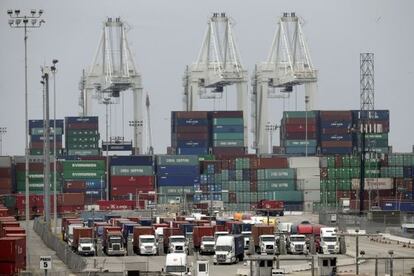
351 178 393 190
288 157 320 168
296 167 320 179
14 155 45 164
0 156 12 168
297 179 320 190
304 190 321 202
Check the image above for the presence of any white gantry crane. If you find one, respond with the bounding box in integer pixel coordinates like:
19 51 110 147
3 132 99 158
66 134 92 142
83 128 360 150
79 17 144 154
251 12 318 154
183 12 249 147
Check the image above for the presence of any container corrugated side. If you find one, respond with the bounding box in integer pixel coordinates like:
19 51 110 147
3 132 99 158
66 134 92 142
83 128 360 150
157 155 199 166
63 160 105 171
288 157 320 168
111 166 153 176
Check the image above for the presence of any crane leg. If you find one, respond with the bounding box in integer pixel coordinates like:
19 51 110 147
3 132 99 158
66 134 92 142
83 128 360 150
133 88 144 155
84 88 94 116
187 82 199 111
304 82 317 111
236 82 248 150
257 82 269 154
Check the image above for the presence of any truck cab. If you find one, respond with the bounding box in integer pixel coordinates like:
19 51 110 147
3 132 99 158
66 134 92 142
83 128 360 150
77 236 95 255
214 235 244 264
138 234 157 255
165 253 191 276
286 234 308 254
241 231 251 249
169 235 188 254
320 227 339 254
200 236 215 254
67 224 83 247
105 231 126 256
259 234 277 255
214 231 229 241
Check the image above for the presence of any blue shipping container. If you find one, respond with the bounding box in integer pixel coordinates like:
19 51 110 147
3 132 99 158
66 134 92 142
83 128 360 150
381 201 414 212
66 116 99 124
29 119 64 129
320 121 352 129
85 189 105 198
177 147 208 155
213 125 244 133
140 219 153 227
85 179 106 189
176 140 209 148
321 147 353 155
175 118 208 126
180 224 194 234
320 134 352 141
403 167 413 178
157 175 200 186
110 155 153 166
122 223 139 240
242 223 252 232
285 146 317 155
157 165 199 176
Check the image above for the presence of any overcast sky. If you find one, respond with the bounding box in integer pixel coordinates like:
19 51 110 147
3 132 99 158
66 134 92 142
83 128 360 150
1 0 413 155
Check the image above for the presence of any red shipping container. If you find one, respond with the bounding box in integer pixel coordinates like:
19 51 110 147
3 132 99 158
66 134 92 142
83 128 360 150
253 157 288 169
284 124 316 133
64 181 86 190
15 162 62 172
97 200 135 210
59 193 85 206
319 111 353 121
0 262 25 275
0 168 11 178
336 191 353 199
0 179 12 190
0 237 25 262
30 141 63 149
321 128 350 135
174 132 209 140
283 118 317 125
174 111 208 119
212 147 246 157
111 186 154 196
321 141 353 148
66 122 98 129
175 125 209 133
250 181 258 192
110 176 154 187
282 132 317 140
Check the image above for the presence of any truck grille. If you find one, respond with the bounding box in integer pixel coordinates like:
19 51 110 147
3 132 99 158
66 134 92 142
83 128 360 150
175 245 184 251
266 245 274 250
145 246 153 250
82 247 91 251
205 245 214 250
328 245 335 250
217 254 226 261
295 244 303 251
113 244 120 251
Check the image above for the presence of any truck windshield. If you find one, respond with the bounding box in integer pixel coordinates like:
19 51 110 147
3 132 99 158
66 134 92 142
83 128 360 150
323 237 337 242
290 236 305 242
261 236 275 242
215 245 232 252
166 265 186 273
80 238 92 243
170 237 186 243
141 238 155 243
109 237 122 244
202 237 215 242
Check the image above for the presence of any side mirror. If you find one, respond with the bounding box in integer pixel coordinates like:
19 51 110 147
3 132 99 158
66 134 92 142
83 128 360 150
161 268 164 272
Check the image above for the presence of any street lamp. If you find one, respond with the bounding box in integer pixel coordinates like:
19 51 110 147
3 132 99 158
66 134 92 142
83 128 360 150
0 127 7 155
265 122 278 154
50 59 58 234
7 9 45 265
129 120 143 155
103 98 111 200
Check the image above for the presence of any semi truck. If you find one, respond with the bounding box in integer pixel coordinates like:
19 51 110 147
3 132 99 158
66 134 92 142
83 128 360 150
169 235 188 254
102 226 126 256
192 226 215 251
320 227 340 254
72 227 95 256
286 234 308 254
133 226 157 255
213 235 244 264
252 224 275 253
67 223 83 247
259 234 277 255
164 253 191 276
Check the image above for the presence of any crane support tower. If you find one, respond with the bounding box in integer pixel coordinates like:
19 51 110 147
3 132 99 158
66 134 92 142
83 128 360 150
80 17 144 154
251 12 318 154
183 12 249 147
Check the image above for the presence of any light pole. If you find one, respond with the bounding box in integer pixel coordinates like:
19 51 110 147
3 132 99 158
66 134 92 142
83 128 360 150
0 127 7 155
265 122 278 154
129 120 143 155
103 98 111 200
51 59 58 234
7 9 45 266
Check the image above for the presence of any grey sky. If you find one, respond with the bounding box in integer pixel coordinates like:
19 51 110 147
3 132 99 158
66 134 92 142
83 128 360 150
1 0 413 155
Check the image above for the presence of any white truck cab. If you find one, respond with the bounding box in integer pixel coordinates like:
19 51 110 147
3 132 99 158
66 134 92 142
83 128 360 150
200 236 215 254
259 235 277 255
77 237 95 255
214 231 229 241
320 227 339 254
277 223 292 233
169 235 188 254
139 234 157 255
241 231 251 249
165 253 191 276
287 234 308 254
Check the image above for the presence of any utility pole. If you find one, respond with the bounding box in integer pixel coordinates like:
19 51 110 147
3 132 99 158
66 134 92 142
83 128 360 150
51 59 58 234
0 128 7 155
7 9 45 265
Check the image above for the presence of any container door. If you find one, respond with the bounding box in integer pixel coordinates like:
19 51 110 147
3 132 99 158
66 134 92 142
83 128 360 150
197 261 209 276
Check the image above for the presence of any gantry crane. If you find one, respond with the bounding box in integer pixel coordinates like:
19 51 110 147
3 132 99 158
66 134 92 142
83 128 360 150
251 12 318 154
183 12 249 147
79 17 145 154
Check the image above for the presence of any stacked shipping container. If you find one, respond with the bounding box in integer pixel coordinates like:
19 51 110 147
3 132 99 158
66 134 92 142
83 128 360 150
319 111 353 155
29 120 64 155
0 157 13 195
63 160 105 204
171 112 209 155
210 111 245 156
110 156 155 208
65 116 100 156
156 155 199 204
280 111 318 155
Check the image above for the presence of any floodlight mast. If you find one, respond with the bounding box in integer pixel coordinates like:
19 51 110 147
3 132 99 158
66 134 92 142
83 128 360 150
183 12 249 148
81 17 145 154
251 12 318 154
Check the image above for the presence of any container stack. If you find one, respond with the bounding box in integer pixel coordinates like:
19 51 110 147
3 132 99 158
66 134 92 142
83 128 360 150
353 110 390 154
15 156 62 195
29 120 64 156
195 160 222 203
210 111 245 156
110 156 155 208
319 111 353 155
280 111 318 155
156 155 199 204
382 153 414 200
289 157 320 212
65 116 100 156
171 111 209 155
62 160 105 204
0 157 13 195
0 236 26 274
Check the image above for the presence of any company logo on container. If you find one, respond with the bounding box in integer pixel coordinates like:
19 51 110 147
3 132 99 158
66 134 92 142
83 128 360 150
330 122 345 127
330 135 344 140
72 172 97 177
185 119 200 125
72 163 97 168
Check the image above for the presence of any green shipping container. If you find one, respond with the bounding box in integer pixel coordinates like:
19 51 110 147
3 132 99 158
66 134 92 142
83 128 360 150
158 186 194 194
63 160 105 171
16 172 61 183
198 155 215 161
66 143 99 150
283 111 317 118
213 140 244 147
66 129 99 136
267 190 303 202
63 170 105 179
284 140 318 147
258 180 295 191
157 155 199 166
111 166 153 176
212 118 243 126
257 169 295 180
213 133 244 140
66 135 99 143
66 149 100 156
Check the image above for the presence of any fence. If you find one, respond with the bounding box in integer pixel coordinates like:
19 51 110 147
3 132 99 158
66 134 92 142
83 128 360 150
33 218 87 273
